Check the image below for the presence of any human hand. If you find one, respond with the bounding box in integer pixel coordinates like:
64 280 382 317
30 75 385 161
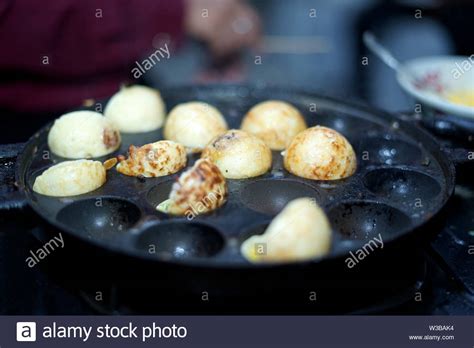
184 0 261 58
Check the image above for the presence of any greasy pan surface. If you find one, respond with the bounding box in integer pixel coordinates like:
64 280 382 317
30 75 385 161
16 85 455 268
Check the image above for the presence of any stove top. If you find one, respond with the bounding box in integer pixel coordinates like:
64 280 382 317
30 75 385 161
1 136 473 315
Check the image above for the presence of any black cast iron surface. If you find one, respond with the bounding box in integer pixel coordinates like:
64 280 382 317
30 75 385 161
16 85 455 267
1 113 473 314
1 159 473 314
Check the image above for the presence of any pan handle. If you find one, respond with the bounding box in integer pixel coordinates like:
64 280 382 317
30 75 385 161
398 112 474 167
441 147 474 165
398 111 473 139
0 143 28 210
0 191 28 210
417 113 474 141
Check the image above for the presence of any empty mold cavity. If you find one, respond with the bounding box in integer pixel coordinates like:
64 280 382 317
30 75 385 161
364 168 441 204
240 179 320 215
135 222 224 259
356 138 422 165
56 197 141 239
328 201 411 241
309 113 382 140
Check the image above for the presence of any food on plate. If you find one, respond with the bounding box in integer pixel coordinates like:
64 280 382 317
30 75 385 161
241 100 307 150
156 159 227 217
48 111 121 159
241 198 332 262
201 129 272 179
163 102 228 152
32 160 106 197
283 126 356 180
104 85 166 133
116 140 186 177
445 89 474 107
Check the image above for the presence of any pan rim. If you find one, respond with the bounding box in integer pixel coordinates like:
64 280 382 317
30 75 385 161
15 83 456 269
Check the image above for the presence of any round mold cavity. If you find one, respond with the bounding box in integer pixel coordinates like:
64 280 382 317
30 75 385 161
146 180 174 209
309 113 382 141
240 179 321 215
135 222 224 259
147 178 228 218
56 197 141 239
356 137 422 165
238 223 268 245
328 201 411 241
364 168 441 204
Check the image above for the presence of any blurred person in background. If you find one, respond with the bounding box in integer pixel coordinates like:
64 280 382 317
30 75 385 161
1 0 473 144
0 0 260 143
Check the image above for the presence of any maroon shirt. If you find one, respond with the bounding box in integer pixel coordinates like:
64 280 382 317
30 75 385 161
0 0 184 113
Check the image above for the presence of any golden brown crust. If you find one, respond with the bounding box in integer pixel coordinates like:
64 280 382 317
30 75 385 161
167 159 228 216
284 126 357 180
116 140 187 178
103 157 118 170
103 128 120 149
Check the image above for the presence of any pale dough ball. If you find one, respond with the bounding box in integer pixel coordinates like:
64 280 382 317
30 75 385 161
283 126 357 180
33 160 106 197
117 140 186 177
241 100 307 150
201 129 272 179
48 111 121 159
104 85 166 133
157 159 228 217
164 102 228 152
241 198 332 262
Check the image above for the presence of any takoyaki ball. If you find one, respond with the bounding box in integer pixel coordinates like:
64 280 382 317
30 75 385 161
104 85 166 133
164 102 228 152
241 198 332 263
157 159 228 217
283 126 357 180
241 100 307 150
48 111 121 159
201 129 272 179
33 160 106 197
116 140 186 177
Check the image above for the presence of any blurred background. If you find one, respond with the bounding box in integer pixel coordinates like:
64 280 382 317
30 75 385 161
0 0 473 143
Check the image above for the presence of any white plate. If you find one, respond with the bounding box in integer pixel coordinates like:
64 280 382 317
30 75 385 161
397 55 474 119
